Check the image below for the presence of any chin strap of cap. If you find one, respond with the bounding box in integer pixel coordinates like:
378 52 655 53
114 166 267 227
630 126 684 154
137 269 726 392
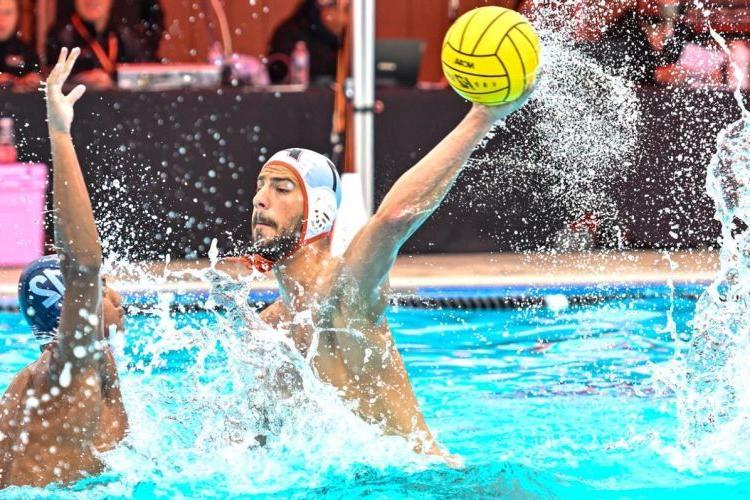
226 254 276 273
229 230 332 273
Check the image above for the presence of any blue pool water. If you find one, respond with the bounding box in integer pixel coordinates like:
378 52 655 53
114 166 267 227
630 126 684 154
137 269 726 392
2 283 749 498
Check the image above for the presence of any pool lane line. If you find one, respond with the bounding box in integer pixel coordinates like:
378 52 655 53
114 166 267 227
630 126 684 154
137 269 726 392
0 279 711 313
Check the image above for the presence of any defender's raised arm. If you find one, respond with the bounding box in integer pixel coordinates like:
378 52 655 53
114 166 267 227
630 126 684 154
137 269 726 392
47 47 104 368
0 47 127 489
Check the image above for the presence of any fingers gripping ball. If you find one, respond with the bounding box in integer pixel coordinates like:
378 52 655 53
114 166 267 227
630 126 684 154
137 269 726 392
442 6 541 105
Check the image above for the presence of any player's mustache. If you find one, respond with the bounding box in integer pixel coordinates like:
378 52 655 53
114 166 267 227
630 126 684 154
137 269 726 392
252 214 277 229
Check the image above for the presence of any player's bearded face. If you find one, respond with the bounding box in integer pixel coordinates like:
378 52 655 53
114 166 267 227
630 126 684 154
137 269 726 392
250 213 303 261
251 164 306 261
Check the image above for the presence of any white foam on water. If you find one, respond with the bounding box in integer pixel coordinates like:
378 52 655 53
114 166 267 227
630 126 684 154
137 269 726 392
92 252 434 496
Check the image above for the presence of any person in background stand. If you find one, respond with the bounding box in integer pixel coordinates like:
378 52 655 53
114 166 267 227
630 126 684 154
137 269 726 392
268 0 347 85
573 0 693 85
46 0 155 90
55 0 164 61
683 0 750 90
0 0 40 91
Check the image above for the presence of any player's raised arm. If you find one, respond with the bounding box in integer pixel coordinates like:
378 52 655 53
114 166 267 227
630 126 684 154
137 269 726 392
342 95 534 304
46 47 104 372
0 48 128 488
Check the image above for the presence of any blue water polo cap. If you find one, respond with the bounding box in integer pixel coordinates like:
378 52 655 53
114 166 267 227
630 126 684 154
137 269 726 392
17 255 66 341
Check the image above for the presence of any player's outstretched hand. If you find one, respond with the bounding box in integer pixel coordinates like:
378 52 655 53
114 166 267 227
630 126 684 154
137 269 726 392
45 47 86 135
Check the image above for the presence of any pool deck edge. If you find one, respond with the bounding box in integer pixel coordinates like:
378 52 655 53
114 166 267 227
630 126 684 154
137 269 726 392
0 250 719 300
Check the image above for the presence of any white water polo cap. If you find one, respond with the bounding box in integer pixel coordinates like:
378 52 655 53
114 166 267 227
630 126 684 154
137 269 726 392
262 148 342 245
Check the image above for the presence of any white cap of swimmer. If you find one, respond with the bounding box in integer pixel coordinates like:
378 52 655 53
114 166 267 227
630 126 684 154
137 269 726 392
262 148 342 245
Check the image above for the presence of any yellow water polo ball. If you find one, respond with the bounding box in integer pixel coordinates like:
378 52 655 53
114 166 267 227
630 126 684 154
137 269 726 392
442 6 541 105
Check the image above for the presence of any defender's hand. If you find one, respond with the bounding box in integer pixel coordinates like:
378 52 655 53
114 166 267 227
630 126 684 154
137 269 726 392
45 47 86 135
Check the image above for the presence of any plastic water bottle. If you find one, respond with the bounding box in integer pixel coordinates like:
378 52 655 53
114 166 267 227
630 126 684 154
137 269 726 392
208 41 224 67
0 118 17 164
290 41 310 86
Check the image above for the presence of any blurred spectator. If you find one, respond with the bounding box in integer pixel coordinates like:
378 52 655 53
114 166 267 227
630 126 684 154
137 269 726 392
268 0 346 85
683 0 750 89
46 0 156 90
685 0 750 34
56 0 164 60
575 0 694 85
0 0 40 91
574 0 750 89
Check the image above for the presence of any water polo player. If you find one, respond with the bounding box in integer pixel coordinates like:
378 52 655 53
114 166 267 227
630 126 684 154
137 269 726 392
235 91 534 458
0 48 127 488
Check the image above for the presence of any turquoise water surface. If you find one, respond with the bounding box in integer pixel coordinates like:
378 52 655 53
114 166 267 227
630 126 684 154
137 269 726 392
2 284 749 498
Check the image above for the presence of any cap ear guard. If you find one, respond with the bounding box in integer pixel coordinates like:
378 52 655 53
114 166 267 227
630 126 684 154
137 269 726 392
306 186 338 238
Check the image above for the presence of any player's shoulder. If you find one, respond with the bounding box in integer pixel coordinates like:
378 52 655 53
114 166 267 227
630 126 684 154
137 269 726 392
0 362 35 403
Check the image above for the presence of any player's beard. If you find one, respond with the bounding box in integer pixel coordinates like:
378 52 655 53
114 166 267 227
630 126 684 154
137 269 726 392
249 215 303 262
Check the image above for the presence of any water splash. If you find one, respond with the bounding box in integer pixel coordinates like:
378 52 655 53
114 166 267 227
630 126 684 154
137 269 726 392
657 252 679 340
664 29 750 469
91 246 434 496
710 29 748 115
466 5 640 235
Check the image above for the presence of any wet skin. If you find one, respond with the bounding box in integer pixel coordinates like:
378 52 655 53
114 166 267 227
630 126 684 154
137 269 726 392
251 90 533 459
253 165 435 450
0 47 127 488
0 304 126 487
